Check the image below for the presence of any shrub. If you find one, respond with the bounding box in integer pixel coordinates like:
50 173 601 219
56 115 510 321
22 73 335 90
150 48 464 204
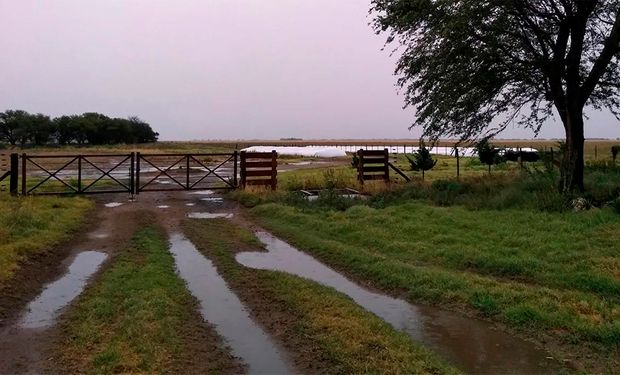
612 145 620 163
405 142 437 180
475 139 504 174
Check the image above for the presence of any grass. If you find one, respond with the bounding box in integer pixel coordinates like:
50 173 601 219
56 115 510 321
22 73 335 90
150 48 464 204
182 219 459 374
0 193 91 285
249 201 620 371
57 225 237 374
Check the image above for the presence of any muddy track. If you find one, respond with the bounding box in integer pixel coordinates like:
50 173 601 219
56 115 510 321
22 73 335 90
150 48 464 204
0 191 246 374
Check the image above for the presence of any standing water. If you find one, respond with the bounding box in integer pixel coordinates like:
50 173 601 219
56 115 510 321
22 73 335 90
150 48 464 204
168 233 290 374
236 232 560 374
20 251 107 329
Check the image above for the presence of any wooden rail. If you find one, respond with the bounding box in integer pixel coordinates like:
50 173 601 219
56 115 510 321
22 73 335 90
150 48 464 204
357 149 389 183
240 151 277 190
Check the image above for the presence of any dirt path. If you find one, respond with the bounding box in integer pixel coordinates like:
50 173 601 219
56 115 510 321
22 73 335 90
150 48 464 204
0 190 246 374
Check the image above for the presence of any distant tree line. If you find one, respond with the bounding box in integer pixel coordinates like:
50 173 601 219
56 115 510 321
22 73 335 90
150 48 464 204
0 110 159 147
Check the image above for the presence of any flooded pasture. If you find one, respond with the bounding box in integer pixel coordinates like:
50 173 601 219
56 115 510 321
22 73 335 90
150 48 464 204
168 233 290 374
236 232 560 374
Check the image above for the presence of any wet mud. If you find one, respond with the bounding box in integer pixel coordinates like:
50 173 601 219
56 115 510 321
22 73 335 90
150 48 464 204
169 232 290 374
236 231 562 374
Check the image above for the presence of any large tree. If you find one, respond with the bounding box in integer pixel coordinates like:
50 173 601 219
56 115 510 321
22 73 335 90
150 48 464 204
371 0 620 192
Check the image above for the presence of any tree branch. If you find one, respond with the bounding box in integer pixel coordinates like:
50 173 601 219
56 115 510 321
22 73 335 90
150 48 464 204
581 7 620 104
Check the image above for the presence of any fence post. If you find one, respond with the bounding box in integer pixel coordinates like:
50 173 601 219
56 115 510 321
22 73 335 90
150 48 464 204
594 145 598 160
271 150 278 191
21 153 27 195
10 153 18 195
357 149 364 184
135 152 141 195
77 156 82 193
384 148 390 182
130 152 135 195
186 155 190 190
455 147 460 179
233 151 238 188
240 151 246 188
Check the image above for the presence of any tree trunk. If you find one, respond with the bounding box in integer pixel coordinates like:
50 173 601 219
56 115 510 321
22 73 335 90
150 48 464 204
422 169 425 180
560 107 585 193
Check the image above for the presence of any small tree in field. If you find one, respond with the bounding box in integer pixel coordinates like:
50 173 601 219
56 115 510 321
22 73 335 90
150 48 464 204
406 142 437 180
475 139 503 174
612 145 620 163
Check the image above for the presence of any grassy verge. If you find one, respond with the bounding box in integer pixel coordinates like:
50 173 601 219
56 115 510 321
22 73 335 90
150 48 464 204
182 219 459 374
250 202 620 372
57 224 241 374
0 194 91 285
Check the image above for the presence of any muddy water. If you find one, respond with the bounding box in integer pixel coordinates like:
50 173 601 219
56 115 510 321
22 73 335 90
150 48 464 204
168 233 290 374
20 251 107 329
236 232 559 374
187 212 233 219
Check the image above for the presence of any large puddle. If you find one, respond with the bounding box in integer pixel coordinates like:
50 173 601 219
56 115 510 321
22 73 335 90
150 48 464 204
236 232 559 374
168 233 290 374
20 251 107 329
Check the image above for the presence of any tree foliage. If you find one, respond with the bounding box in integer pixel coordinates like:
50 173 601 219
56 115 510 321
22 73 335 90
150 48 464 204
406 142 437 179
371 0 620 192
0 110 158 146
612 145 620 162
475 139 504 174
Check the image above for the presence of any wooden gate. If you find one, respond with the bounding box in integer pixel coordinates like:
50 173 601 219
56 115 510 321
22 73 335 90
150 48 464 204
357 149 389 183
240 151 277 190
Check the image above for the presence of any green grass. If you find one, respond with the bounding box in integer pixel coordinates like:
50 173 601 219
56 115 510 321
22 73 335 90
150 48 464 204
58 226 235 374
182 219 459 374
250 201 620 371
0 193 91 285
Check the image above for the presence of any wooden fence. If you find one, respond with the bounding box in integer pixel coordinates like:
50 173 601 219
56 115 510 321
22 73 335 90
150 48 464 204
240 151 277 190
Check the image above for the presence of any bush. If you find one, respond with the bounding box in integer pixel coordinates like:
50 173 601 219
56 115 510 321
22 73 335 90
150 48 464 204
612 145 619 162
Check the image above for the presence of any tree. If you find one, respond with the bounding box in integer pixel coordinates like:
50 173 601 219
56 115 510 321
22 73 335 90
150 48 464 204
475 139 504 174
371 0 620 192
0 110 30 146
406 142 437 180
613 145 620 162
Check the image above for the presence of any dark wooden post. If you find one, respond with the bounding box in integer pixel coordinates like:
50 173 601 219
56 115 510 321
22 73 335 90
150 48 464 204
357 149 364 184
21 153 27 195
383 148 389 182
240 151 247 188
455 147 460 179
233 151 238 188
77 156 82 193
135 152 141 195
271 150 277 191
594 145 598 160
186 155 190 190
129 152 135 195
10 153 18 195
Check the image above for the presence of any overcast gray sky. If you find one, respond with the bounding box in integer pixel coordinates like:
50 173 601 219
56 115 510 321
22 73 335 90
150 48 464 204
1 0 618 141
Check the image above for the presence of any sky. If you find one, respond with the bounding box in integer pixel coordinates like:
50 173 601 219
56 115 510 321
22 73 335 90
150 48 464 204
1 0 618 141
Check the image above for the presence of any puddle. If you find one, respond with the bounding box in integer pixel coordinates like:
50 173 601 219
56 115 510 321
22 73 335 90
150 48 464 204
20 251 107 329
187 212 233 219
157 205 170 209
236 232 559 374
189 190 215 195
104 202 123 208
88 233 109 240
201 197 224 202
168 233 290 374
186 203 196 207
